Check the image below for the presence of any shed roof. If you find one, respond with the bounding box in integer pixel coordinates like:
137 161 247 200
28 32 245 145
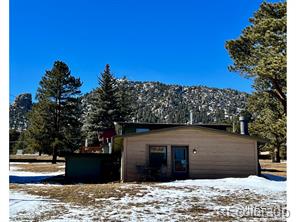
114 121 232 133
119 125 267 143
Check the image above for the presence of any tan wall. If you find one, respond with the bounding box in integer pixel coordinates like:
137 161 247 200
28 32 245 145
122 127 258 181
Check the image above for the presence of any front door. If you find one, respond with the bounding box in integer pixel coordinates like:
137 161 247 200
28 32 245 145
172 146 189 179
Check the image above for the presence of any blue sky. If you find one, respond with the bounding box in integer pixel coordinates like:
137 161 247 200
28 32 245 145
10 0 280 102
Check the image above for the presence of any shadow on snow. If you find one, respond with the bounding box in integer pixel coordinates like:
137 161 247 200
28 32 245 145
261 173 286 181
9 174 63 184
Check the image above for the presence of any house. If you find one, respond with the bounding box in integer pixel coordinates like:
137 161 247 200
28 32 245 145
65 118 265 182
116 119 265 182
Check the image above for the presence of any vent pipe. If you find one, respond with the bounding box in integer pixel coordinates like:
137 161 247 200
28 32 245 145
239 116 249 135
189 110 193 125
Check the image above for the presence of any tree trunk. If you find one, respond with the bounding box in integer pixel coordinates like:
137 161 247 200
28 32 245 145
52 146 57 164
272 147 280 163
270 79 287 114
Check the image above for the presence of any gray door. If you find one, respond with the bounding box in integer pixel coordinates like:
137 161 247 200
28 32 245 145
172 146 189 179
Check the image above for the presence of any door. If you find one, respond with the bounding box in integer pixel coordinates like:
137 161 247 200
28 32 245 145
172 146 189 179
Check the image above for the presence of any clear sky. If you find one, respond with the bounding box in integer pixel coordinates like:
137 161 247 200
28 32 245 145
9 0 280 102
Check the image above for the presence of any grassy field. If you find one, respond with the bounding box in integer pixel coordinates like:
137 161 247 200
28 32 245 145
9 162 65 173
9 154 65 161
259 159 286 177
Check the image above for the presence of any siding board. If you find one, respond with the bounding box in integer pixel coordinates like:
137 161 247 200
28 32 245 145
122 127 258 181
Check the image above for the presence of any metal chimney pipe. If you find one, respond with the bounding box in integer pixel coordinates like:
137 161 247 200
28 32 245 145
239 116 249 135
190 110 193 125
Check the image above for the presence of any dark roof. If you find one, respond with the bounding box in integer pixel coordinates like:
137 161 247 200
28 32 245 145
114 121 232 131
119 125 267 143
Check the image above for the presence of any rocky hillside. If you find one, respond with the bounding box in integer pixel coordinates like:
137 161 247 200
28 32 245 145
84 80 248 124
10 81 249 131
9 93 32 131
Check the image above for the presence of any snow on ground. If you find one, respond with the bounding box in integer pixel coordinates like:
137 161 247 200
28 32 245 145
261 173 286 181
97 176 287 221
10 191 56 218
10 190 94 222
10 173 287 221
161 175 286 194
9 163 64 183
10 170 63 177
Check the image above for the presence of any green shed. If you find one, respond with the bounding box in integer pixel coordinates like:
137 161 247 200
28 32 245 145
65 153 119 182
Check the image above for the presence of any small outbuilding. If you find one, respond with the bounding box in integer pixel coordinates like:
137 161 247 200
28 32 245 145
119 125 265 182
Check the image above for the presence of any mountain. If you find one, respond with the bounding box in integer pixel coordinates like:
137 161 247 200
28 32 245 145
10 81 249 132
9 93 33 131
84 80 248 124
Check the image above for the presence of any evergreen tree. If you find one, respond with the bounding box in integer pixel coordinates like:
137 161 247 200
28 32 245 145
81 89 102 145
225 2 286 162
248 92 286 162
25 61 82 163
225 2 286 113
9 129 20 154
82 64 123 146
14 131 28 153
98 64 121 127
116 76 133 122
82 80 248 125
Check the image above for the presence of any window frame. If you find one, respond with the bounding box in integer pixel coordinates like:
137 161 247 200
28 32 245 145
148 145 168 167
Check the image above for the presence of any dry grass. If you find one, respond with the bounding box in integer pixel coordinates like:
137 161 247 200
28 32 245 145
259 159 286 177
10 201 70 222
10 163 64 173
212 190 264 205
10 180 286 221
30 205 69 221
9 158 286 221
10 154 64 161
10 183 147 207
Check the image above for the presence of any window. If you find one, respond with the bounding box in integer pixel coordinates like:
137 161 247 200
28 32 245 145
136 128 150 133
149 145 167 167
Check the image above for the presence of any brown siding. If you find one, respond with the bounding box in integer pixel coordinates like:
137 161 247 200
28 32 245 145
123 127 258 181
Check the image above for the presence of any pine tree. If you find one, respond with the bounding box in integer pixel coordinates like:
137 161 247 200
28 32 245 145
248 92 286 162
9 129 20 154
225 2 286 162
81 89 102 145
116 76 133 122
82 64 123 146
98 64 121 127
25 61 82 163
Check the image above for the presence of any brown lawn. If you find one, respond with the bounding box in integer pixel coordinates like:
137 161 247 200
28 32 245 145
259 159 286 177
9 163 64 173
9 183 146 207
9 160 286 221
9 154 65 161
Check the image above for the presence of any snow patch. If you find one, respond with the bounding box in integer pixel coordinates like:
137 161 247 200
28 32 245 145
10 176 286 221
10 167 64 184
161 176 286 194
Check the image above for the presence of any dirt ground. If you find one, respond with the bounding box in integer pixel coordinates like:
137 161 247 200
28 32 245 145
259 159 286 177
